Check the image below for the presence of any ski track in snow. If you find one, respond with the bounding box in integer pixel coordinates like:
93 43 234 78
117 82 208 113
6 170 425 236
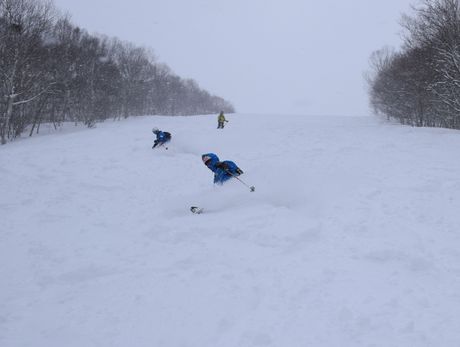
1 114 460 346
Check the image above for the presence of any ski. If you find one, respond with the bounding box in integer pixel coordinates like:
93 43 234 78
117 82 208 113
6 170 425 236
190 206 204 214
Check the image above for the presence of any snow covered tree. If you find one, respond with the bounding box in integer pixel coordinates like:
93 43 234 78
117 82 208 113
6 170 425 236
368 0 460 129
0 0 56 143
0 0 235 144
404 0 460 128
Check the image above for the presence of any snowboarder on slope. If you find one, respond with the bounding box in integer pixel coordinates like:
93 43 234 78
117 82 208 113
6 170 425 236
152 128 171 149
202 153 243 185
217 111 228 129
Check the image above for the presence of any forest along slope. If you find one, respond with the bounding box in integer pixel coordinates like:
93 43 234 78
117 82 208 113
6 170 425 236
1 114 460 347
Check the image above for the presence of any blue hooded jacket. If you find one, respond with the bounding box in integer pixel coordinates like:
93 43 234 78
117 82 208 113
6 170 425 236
202 153 243 185
155 131 171 143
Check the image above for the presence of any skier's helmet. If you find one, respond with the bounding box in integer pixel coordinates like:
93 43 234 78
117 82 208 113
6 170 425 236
152 127 159 134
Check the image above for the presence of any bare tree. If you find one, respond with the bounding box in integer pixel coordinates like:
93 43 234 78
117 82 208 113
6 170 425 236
368 0 460 129
0 0 56 143
0 0 235 144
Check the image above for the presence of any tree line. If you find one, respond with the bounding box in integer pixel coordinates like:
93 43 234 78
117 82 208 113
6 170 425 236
0 0 234 144
367 0 460 129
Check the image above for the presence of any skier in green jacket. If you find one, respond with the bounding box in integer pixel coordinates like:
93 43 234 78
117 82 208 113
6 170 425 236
217 111 228 129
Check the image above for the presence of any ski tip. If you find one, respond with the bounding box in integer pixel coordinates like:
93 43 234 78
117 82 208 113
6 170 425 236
250 186 255 192
190 206 204 214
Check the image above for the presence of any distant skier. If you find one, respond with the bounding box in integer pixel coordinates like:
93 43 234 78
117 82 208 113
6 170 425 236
217 111 228 129
202 153 243 185
152 128 171 149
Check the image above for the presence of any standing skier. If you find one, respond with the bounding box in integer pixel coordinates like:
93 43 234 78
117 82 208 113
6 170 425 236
202 153 243 185
152 128 172 149
217 111 228 129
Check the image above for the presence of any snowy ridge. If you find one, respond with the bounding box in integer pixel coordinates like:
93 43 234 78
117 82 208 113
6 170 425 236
1 114 460 346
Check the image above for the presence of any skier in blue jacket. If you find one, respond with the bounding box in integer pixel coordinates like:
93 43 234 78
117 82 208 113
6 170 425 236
202 153 243 185
152 128 172 149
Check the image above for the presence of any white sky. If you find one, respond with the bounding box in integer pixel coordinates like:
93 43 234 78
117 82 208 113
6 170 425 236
53 0 416 116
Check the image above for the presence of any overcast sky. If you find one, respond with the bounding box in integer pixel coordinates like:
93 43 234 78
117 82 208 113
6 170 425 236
53 0 416 116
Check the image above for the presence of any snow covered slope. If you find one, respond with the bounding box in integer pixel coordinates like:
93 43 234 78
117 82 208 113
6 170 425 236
2 114 460 346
